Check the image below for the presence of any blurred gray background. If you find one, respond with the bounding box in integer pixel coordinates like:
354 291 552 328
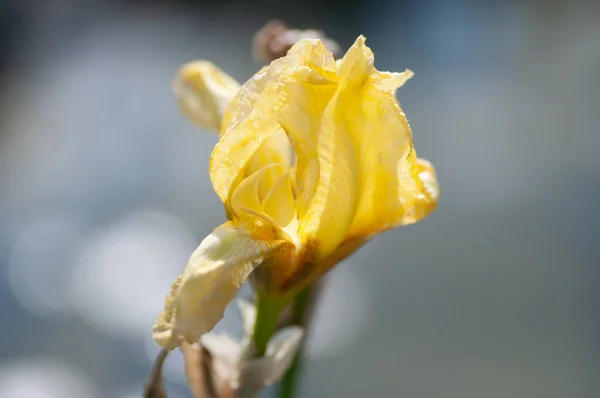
0 0 598 397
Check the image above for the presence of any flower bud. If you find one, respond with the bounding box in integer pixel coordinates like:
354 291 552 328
173 61 240 132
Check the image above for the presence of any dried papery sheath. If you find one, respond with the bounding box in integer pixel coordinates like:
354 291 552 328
182 300 304 398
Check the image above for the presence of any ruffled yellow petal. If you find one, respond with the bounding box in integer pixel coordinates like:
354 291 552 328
293 38 385 258
173 61 240 132
275 36 437 261
152 221 292 349
210 39 337 203
334 36 438 239
277 65 342 257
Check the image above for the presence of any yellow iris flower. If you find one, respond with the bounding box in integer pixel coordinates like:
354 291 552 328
153 36 439 349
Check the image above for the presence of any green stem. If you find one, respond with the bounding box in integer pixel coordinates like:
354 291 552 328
252 293 289 356
277 286 314 398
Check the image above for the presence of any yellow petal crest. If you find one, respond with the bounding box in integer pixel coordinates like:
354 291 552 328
152 221 292 349
173 61 240 132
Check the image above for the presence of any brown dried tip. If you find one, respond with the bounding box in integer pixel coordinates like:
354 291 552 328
253 20 341 64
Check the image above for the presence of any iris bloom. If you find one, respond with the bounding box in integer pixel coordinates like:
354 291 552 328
153 36 439 349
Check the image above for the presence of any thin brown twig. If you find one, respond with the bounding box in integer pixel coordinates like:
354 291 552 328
143 348 169 398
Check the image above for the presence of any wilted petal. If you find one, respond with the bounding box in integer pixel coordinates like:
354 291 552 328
173 61 240 132
192 301 304 398
152 222 292 349
201 333 241 361
262 326 304 383
234 326 304 394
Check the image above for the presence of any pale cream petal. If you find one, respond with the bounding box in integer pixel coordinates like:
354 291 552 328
173 61 240 132
210 39 337 202
152 222 292 349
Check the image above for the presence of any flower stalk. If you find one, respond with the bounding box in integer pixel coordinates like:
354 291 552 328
277 286 314 398
251 293 290 356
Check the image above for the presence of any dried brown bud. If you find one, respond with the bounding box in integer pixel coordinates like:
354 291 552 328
253 20 341 64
